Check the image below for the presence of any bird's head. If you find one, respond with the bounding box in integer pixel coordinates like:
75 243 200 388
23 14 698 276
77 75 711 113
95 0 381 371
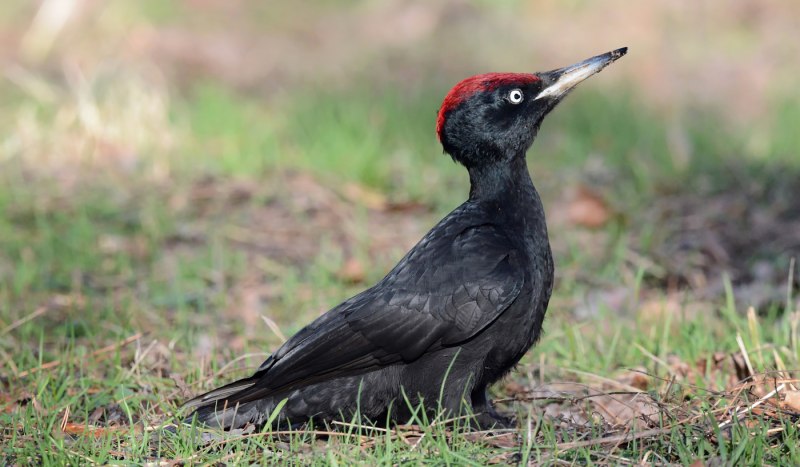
436 48 627 169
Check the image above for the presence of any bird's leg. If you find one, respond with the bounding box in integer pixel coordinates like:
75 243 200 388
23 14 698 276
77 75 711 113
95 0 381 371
470 387 515 430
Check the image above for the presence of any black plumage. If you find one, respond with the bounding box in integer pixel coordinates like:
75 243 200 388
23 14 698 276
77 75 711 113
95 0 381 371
183 48 627 430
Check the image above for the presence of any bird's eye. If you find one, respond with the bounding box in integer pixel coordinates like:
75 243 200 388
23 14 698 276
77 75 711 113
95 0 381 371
506 89 524 104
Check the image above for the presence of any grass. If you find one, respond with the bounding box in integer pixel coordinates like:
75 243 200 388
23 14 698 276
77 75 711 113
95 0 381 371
1 54 799 464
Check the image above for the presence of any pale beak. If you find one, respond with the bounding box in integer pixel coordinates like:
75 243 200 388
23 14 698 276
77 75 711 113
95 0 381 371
535 47 628 101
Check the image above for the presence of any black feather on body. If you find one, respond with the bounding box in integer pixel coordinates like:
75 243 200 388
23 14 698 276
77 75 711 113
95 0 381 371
184 159 553 430
183 49 627 430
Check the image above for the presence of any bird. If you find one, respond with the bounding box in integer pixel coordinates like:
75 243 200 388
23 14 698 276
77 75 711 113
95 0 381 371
183 47 628 431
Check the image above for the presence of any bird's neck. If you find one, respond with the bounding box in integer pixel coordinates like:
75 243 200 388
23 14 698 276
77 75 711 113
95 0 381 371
467 155 548 236
468 156 537 204
468 156 550 260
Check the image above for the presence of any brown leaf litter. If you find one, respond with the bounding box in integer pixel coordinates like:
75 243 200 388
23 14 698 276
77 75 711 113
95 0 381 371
494 347 799 459
565 185 613 229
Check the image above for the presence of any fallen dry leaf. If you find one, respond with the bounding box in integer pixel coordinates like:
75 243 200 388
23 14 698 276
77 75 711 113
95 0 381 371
487 452 518 465
667 355 692 379
61 422 130 438
464 432 518 448
383 200 428 214
566 186 612 228
1 392 33 414
590 392 662 429
396 424 425 448
503 380 527 397
781 389 800 413
617 368 651 391
337 257 366 284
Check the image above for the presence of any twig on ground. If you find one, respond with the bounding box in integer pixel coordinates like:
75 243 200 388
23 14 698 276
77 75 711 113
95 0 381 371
718 383 786 430
562 368 645 393
2 306 48 335
551 427 672 450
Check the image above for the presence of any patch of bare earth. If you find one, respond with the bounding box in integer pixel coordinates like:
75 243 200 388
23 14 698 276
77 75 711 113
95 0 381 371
644 167 800 311
547 163 800 317
199 171 430 268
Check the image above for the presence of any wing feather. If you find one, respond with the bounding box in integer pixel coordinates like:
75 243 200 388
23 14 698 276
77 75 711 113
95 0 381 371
187 204 526 410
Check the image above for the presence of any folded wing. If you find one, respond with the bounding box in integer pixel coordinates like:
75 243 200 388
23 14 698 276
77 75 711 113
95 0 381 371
185 210 524 410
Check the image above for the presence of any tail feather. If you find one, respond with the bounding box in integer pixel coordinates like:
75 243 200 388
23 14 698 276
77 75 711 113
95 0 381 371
189 399 266 429
182 376 267 430
182 376 257 411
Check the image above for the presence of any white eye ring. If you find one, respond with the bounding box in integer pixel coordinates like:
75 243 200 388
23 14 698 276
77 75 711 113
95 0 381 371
507 89 524 104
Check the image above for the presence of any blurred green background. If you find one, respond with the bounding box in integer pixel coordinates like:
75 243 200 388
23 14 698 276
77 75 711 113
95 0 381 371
1 1 799 463
2 0 797 335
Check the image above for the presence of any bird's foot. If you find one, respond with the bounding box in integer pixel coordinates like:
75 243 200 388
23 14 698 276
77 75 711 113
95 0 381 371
473 410 516 431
